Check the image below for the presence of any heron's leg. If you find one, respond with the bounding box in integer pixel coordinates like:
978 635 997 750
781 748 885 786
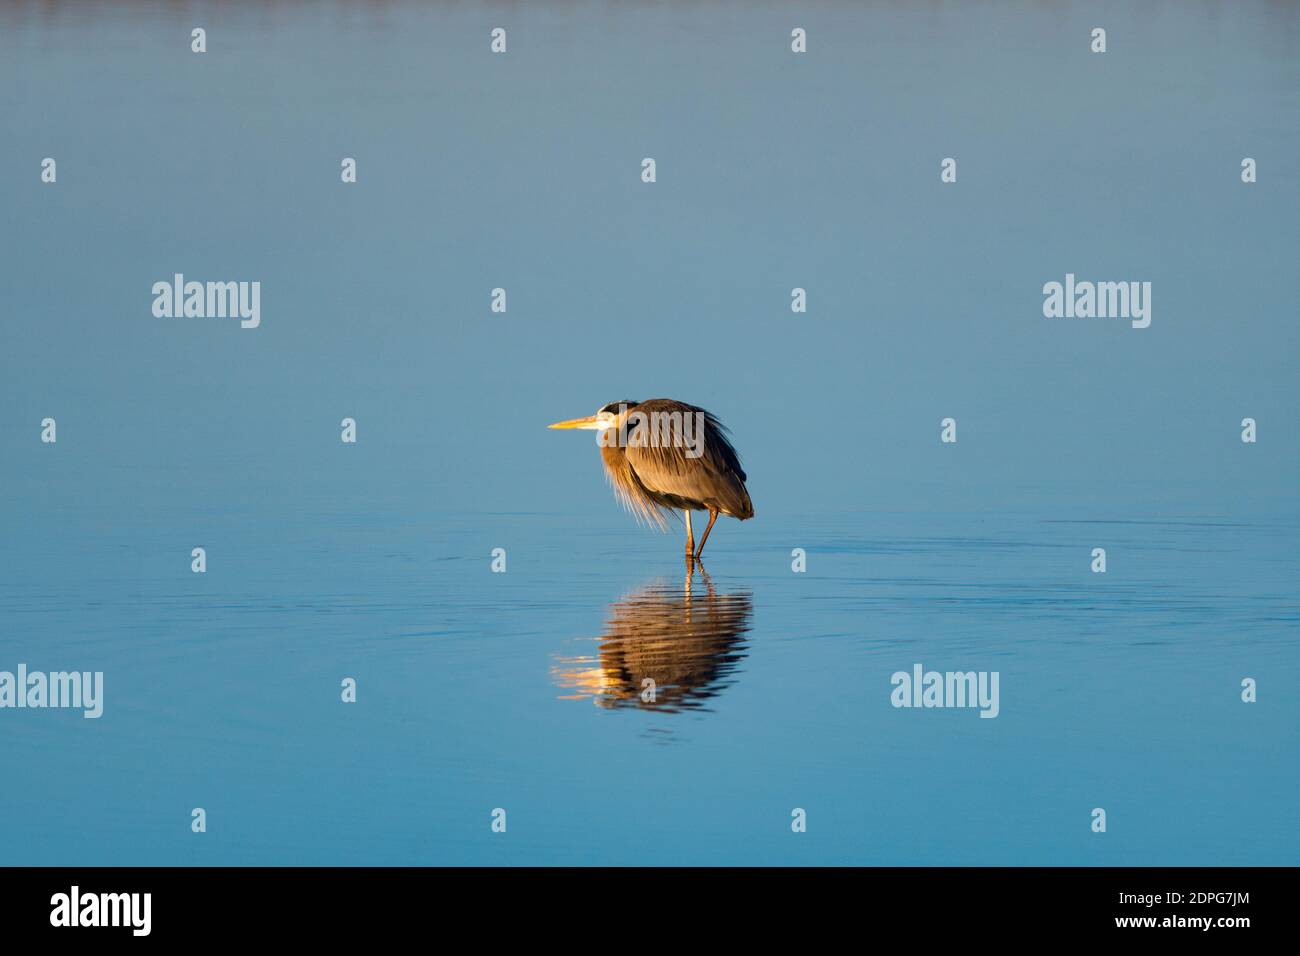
694 508 719 560
684 510 694 555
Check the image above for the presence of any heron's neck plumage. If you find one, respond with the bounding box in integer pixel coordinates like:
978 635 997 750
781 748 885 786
599 442 667 528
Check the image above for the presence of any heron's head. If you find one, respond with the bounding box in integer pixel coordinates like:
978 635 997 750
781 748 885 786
548 401 641 432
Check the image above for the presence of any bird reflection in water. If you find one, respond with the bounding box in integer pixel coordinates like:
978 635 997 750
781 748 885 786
553 564 753 712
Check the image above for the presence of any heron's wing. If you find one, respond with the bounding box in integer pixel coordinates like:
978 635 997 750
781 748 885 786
624 400 753 519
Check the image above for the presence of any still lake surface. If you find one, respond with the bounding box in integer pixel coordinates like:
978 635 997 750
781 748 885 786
2 1 1298 864
4 496 1298 865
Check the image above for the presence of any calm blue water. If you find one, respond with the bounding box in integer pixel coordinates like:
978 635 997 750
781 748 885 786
2 1 1297 865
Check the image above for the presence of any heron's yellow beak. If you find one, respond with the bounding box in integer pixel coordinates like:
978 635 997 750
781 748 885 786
548 415 601 430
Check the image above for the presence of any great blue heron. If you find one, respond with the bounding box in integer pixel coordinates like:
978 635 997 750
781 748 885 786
548 399 754 560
